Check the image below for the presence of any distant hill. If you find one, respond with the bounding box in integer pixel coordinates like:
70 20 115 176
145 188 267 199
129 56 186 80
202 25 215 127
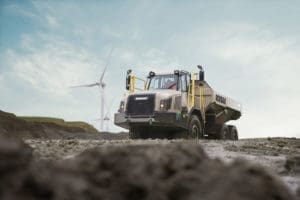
0 110 99 139
20 116 99 133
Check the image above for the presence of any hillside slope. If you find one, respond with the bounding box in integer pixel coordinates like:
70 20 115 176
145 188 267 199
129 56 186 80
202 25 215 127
0 110 99 139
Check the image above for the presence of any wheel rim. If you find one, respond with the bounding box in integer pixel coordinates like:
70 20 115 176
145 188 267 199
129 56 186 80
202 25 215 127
223 130 229 139
191 124 199 138
233 130 238 140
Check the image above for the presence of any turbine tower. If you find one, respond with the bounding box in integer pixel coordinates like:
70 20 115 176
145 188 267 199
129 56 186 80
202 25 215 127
71 49 113 132
103 99 115 132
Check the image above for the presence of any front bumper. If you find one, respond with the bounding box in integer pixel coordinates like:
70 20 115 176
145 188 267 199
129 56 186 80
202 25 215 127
114 112 185 130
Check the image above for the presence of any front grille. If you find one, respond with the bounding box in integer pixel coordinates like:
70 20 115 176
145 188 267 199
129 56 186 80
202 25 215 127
126 94 155 117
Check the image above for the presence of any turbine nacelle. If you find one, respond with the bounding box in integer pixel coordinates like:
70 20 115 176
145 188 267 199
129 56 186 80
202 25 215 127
100 82 106 88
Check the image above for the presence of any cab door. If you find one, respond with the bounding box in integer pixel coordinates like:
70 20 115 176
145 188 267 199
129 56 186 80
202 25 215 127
181 74 188 107
176 74 189 112
173 74 189 128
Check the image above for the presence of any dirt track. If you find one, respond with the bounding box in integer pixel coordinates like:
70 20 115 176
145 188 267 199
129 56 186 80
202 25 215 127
23 137 300 199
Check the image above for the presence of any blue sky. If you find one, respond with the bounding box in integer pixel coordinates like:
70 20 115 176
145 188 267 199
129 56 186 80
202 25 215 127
0 0 300 138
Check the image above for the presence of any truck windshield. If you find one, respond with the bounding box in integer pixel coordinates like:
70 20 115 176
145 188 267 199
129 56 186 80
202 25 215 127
148 74 178 90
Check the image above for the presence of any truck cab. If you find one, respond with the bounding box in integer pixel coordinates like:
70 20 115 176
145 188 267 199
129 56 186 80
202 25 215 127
115 66 242 139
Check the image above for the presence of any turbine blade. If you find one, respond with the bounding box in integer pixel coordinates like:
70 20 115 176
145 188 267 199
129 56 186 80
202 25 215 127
69 83 98 88
99 48 113 83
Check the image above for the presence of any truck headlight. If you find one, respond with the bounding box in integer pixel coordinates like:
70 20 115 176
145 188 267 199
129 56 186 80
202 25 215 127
118 101 125 113
160 98 172 111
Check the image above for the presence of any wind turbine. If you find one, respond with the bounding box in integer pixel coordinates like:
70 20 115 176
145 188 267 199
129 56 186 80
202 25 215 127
103 99 115 132
70 49 113 132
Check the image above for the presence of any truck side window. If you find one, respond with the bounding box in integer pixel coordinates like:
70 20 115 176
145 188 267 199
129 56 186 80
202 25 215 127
181 75 187 92
152 78 160 89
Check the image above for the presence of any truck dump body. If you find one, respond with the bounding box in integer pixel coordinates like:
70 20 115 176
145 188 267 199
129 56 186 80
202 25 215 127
194 80 241 125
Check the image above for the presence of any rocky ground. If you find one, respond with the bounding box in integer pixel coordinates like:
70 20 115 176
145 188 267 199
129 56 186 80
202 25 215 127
2 110 299 199
20 136 300 199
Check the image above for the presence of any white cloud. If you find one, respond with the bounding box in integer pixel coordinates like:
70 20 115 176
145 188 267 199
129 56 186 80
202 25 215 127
101 25 123 38
4 3 39 19
200 23 300 138
207 23 299 69
5 3 59 30
20 34 35 51
46 15 58 28
5 34 102 98
205 23 300 96
113 47 180 76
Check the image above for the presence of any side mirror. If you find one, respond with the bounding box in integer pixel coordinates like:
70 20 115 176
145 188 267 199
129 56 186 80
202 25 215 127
197 65 204 82
126 69 132 90
126 75 130 90
148 71 155 78
199 70 204 82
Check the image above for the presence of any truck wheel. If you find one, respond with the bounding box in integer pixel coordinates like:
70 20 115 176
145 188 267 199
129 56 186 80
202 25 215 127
218 125 230 140
229 126 239 140
188 115 204 139
129 128 141 139
174 130 188 139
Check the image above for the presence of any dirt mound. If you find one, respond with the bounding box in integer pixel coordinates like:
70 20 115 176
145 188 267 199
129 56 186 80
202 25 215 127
285 155 300 175
0 135 33 198
0 134 32 170
0 135 296 200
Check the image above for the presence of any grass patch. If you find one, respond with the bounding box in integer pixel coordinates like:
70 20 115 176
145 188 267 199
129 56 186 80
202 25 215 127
19 116 99 133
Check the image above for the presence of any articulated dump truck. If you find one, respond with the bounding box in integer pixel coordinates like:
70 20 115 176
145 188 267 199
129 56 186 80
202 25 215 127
114 66 242 139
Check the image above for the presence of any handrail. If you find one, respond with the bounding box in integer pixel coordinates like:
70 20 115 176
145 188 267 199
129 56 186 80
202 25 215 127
129 75 146 93
199 86 206 123
188 72 206 122
188 73 197 107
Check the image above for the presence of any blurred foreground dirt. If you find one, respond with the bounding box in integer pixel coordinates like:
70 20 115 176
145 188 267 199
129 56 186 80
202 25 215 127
0 134 299 200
